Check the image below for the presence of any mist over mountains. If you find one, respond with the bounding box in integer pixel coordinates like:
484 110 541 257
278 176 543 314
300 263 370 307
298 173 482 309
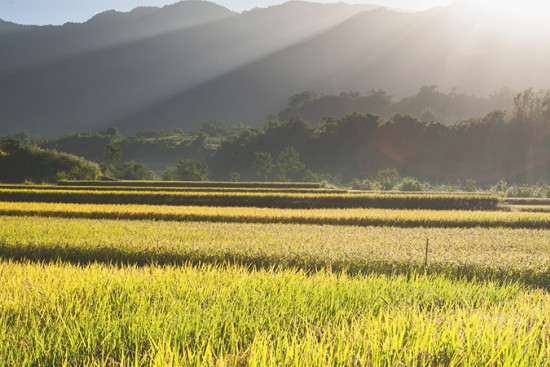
1 0 549 136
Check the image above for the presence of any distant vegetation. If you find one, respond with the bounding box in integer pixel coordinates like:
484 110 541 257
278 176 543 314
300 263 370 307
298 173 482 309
1 88 549 190
277 86 515 125
0 138 99 183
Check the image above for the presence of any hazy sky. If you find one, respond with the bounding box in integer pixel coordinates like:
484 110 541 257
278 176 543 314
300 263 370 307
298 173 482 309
1 0 548 25
0 0 453 25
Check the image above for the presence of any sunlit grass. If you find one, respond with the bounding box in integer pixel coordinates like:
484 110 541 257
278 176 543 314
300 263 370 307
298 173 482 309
2 216 550 286
0 261 549 366
0 201 548 228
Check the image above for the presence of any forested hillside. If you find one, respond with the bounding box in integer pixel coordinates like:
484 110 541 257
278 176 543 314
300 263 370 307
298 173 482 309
0 0 549 136
3 89 548 185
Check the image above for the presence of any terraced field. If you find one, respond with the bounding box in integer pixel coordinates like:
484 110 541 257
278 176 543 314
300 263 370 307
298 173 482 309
1 201 549 228
0 188 499 209
1 183 550 366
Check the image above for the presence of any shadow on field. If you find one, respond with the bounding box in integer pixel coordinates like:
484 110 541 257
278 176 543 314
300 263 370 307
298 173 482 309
1 246 549 291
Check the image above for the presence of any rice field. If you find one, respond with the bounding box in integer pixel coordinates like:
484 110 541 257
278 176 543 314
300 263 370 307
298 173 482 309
57 180 322 189
0 201 548 229
0 184 346 194
1 261 549 366
1 185 550 365
2 216 550 287
0 188 499 209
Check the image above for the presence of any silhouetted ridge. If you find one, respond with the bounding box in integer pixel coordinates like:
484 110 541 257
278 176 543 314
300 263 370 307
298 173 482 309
0 1 549 136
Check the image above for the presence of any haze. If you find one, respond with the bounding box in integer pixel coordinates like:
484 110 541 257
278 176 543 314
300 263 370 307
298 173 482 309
0 0 453 25
1 0 550 137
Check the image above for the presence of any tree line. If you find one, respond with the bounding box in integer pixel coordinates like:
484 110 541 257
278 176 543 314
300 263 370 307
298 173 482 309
1 88 549 187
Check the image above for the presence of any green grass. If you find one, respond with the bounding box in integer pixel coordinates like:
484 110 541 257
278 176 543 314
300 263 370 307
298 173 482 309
1 261 548 366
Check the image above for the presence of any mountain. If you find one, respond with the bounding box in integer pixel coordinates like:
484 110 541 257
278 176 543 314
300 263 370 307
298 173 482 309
0 0 380 136
0 0 549 136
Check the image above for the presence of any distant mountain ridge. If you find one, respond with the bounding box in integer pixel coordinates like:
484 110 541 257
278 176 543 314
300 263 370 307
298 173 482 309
0 0 549 136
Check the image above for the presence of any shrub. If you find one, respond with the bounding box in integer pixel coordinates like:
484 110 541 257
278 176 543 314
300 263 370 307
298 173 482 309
397 177 425 191
349 178 375 190
0 139 100 183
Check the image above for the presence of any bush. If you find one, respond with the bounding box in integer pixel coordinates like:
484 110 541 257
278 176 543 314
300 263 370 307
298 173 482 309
112 161 155 180
0 139 100 183
176 159 209 181
376 168 400 190
303 170 332 183
397 177 425 191
349 178 375 190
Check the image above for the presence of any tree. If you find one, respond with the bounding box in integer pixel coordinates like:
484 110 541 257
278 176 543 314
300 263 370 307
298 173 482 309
100 126 121 140
397 177 425 191
276 147 305 181
464 179 477 192
114 161 155 180
252 151 274 181
376 168 400 190
104 143 122 169
420 108 442 122
162 169 177 181
176 159 208 181
229 172 240 182
1 138 22 154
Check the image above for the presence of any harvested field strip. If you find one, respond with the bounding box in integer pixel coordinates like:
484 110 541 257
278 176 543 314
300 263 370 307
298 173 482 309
1 202 548 229
503 197 550 205
57 180 322 188
0 184 347 194
0 189 499 210
1 262 546 366
3 216 550 286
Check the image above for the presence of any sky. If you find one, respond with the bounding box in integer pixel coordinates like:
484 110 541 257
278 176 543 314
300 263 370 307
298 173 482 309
0 0 548 26
0 0 452 25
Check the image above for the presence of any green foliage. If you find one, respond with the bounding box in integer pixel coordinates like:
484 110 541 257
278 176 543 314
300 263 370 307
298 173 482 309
376 168 400 190
112 161 155 180
303 170 332 183
276 147 305 181
252 151 274 181
176 159 209 181
397 177 426 191
7 89 550 186
162 168 177 181
102 143 122 174
197 120 245 137
229 172 240 182
349 178 375 190
490 179 509 195
0 139 100 183
464 179 478 192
